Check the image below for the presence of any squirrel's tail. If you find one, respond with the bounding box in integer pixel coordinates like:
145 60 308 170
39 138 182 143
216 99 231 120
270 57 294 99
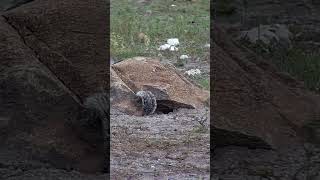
136 90 157 115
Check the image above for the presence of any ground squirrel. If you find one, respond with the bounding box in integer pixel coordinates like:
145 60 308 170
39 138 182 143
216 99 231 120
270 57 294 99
136 90 157 115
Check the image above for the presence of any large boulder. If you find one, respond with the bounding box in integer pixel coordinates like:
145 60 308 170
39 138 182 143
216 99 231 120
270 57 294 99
110 67 142 115
214 25 320 149
2 0 109 99
111 57 209 115
212 25 320 179
0 0 109 177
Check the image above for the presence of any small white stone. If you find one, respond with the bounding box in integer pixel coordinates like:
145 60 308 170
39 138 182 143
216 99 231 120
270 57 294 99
179 55 189 59
171 4 176 7
185 69 201 76
158 44 171 51
204 43 210 48
167 38 179 46
169 46 178 51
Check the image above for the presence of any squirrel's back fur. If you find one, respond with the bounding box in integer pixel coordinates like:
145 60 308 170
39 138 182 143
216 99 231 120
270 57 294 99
136 90 157 115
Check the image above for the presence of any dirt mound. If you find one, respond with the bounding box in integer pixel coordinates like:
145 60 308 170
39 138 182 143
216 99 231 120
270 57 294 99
0 0 109 178
212 25 320 179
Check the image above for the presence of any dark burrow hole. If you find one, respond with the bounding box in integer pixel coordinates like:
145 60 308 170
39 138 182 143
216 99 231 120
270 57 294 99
155 100 194 114
135 96 194 114
155 103 175 114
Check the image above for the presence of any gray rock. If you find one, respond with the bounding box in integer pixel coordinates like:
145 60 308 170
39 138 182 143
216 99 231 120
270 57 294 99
238 24 292 48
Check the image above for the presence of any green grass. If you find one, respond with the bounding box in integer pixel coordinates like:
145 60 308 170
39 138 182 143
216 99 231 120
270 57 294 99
111 0 210 61
191 75 210 90
271 49 320 92
244 39 320 92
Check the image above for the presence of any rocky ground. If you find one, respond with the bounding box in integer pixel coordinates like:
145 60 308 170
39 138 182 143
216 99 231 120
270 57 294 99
110 107 210 179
